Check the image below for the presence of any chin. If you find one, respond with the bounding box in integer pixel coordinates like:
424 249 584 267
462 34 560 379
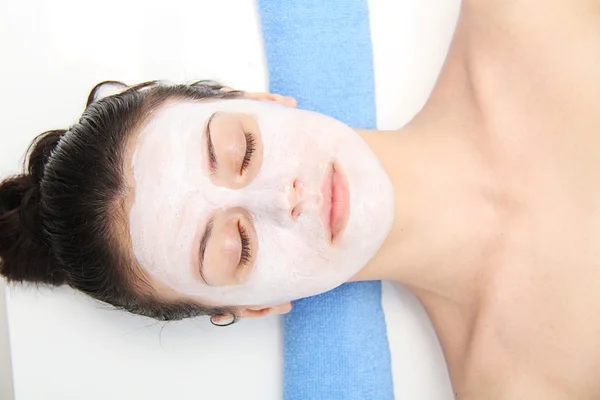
334 151 394 270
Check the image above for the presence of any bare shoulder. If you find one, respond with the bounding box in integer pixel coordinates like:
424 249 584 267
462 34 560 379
426 0 600 121
459 0 600 56
462 0 600 23
454 0 600 132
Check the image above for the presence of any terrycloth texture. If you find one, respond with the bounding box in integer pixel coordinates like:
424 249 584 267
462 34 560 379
257 1 394 399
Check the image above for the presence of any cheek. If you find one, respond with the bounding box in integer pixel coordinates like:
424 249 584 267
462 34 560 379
257 113 338 169
253 216 331 268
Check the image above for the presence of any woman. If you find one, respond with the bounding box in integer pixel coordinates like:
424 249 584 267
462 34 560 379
2 1 600 397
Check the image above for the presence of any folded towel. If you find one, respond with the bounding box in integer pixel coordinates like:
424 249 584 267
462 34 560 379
257 1 394 399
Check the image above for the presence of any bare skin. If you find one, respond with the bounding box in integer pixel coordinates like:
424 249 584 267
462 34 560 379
353 1 600 398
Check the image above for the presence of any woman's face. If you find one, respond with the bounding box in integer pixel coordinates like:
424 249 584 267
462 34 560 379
126 98 394 308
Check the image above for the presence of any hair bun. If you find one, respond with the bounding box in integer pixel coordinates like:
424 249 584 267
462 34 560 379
0 130 67 285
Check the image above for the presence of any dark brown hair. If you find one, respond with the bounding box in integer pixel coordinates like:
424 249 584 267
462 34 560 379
0 80 242 321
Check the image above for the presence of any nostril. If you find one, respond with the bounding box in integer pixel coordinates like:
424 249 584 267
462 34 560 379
290 205 302 221
287 179 304 221
292 178 304 196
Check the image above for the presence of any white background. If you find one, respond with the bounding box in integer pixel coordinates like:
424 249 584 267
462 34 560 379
0 1 461 399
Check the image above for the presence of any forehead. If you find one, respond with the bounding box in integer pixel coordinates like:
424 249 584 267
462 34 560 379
139 97 267 131
124 98 239 172
118 99 235 307
138 99 219 138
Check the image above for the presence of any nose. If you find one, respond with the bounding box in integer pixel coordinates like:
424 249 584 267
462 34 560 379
285 178 304 220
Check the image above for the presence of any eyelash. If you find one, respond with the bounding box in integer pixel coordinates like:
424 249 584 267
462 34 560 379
207 136 217 175
241 131 256 173
238 221 252 269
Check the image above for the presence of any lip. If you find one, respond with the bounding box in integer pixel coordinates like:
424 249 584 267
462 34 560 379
320 162 350 244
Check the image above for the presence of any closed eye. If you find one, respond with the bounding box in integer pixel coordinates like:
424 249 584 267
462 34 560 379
241 131 256 174
206 113 255 176
206 112 218 174
237 221 252 270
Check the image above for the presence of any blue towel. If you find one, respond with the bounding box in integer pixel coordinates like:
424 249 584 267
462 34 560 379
256 1 394 399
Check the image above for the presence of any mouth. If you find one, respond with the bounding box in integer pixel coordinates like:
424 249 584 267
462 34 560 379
320 161 350 245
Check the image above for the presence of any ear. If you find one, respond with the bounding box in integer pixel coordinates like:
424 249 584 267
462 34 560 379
86 80 128 106
238 302 293 319
246 92 298 108
220 87 297 108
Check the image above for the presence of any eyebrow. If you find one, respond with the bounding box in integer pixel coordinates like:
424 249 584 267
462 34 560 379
205 112 218 172
198 215 215 286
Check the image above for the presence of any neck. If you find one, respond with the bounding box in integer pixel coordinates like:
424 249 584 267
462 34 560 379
352 115 502 303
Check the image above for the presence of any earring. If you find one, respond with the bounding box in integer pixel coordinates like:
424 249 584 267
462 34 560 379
210 314 236 327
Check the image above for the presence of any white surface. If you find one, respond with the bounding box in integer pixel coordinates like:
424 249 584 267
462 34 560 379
0 1 460 399
0 281 14 400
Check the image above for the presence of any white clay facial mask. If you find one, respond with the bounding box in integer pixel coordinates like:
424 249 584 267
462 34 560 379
129 99 394 306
